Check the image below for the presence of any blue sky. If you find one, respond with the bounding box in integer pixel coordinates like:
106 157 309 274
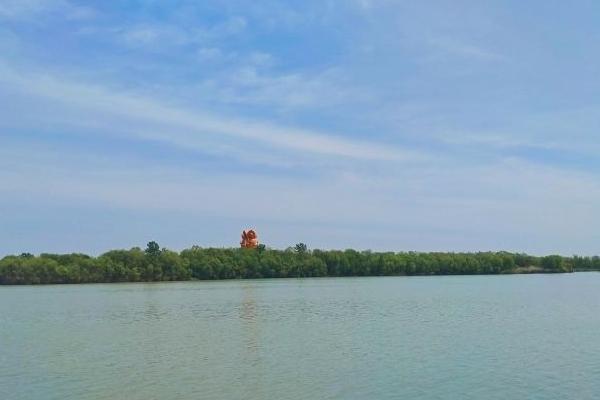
1 0 600 255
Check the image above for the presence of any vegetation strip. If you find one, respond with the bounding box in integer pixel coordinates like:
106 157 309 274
1 242 598 285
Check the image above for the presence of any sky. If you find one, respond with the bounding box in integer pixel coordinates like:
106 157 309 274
1 0 600 256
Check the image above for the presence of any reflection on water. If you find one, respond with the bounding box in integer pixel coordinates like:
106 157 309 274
1 274 600 400
239 285 264 398
240 286 257 321
240 284 261 357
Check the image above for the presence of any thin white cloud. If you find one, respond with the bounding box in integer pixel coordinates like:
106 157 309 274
436 132 563 150
0 0 94 20
427 37 506 62
110 16 247 49
432 103 600 156
2 146 600 254
0 64 421 162
0 0 59 17
199 65 374 111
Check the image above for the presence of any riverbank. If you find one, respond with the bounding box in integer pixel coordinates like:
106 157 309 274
2 243 599 285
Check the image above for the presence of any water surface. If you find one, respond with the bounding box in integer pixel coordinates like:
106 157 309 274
1 274 599 399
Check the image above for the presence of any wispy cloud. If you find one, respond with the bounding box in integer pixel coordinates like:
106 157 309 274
0 0 60 18
432 103 600 158
199 66 372 110
2 142 599 254
0 0 94 20
427 37 506 62
0 64 421 163
436 132 562 150
109 16 247 48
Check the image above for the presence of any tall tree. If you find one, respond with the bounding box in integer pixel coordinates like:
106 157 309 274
145 241 161 257
294 243 308 254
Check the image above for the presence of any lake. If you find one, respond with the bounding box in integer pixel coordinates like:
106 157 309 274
1 274 599 399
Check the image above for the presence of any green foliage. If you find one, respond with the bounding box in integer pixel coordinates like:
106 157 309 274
145 241 161 257
540 255 568 272
0 246 596 285
294 243 308 254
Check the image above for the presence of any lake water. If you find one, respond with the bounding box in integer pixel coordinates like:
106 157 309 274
1 274 599 399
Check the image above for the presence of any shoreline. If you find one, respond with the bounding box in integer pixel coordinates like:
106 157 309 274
2 245 599 285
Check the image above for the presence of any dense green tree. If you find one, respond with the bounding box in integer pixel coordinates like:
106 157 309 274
541 255 566 272
145 241 161 257
294 243 308 254
1 245 597 285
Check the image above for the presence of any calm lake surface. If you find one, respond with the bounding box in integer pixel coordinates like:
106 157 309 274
1 274 599 400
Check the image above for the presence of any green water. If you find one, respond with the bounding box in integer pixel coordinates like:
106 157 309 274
1 274 599 399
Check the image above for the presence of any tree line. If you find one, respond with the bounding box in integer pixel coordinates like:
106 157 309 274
0 242 598 284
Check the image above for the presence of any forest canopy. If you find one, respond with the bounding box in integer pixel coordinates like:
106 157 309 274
1 242 598 285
